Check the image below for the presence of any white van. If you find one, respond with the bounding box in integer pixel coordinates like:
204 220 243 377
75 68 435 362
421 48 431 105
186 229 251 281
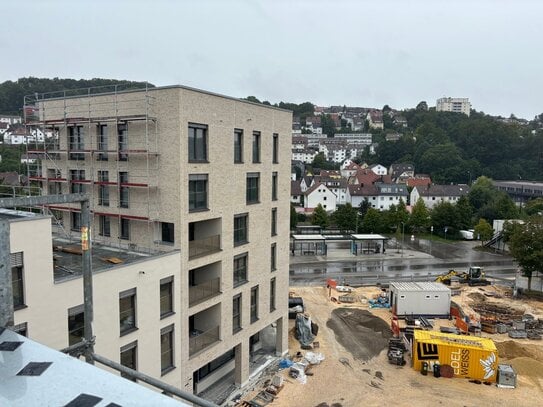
459 230 474 240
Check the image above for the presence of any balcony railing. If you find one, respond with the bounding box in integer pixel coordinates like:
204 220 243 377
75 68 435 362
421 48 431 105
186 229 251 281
189 278 221 306
189 325 220 357
189 234 221 259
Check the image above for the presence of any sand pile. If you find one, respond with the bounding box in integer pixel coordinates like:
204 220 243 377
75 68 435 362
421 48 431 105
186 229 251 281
468 292 486 303
496 340 534 360
326 308 391 361
509 357 543 390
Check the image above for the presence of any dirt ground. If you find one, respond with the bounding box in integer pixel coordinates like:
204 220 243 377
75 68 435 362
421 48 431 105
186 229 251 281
248 285 543 407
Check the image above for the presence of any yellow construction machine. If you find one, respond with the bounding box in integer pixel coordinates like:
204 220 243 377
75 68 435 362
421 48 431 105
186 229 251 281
435 266 490 286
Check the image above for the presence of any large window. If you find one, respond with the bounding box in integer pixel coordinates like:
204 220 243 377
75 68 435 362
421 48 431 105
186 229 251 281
189 124 208 162
119 288 136 335
233 294 242 334
120 218 130 240
97 124 108 161
11 252 25 309
233 253 248 287
233 213 248 246
271 208 277 236
246 173 260 204
270 278 276 312
234 129 243 163
68 304 84 346
160 325 175 375
161 222 175 244
272 133 279 163
272 172 278 201
68 126 85 160
271 243 277 271
189 174 208 211
120 341 137 381
70 170 86 193
160 276 174 318
118 123 128 161
119 172 129 208
98 170 109 206
99 215 111 237
250 286 259 323
252 131 261 163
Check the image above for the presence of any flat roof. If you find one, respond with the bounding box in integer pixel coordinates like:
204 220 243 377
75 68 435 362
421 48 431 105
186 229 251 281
291 234 326 241
0 209 47 221
0 328 187 406
351 234 388 240
390 282 451 292
52 237 169 282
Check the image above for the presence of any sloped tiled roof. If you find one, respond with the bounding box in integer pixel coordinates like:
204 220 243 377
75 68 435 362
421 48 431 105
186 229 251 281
415 184 470 197
304 182 329 196
291 180 302 196
406 177 432 188
348 184 379 196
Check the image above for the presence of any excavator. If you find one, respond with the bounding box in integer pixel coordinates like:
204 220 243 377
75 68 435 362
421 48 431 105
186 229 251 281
435 266 491 286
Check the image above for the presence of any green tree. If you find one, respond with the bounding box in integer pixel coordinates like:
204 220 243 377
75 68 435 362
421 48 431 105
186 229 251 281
321 114 336 137
468 176 496 211
431 201 458 237
473 218 493 244
358 198 372 219
360 208 383 233
455 196 474 230
409 198 430 233
494 192 518 219
506 217 543 291
290 205 298 229
332 203 358 232
312 204 329 228
524 198 543 217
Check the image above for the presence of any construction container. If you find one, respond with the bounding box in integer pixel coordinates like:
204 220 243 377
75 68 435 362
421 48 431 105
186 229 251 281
497 364 516 388
389 282 451 318
412 330 498 382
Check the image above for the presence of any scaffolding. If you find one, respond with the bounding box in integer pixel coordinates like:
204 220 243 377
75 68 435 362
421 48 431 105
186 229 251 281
24 83 161 252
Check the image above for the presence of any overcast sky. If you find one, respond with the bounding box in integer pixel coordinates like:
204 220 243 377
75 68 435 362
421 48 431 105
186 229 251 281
2 0 542 118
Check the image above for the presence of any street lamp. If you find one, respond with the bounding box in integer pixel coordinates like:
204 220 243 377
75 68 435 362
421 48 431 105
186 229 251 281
444 226 448 241
430 225 433 255
401 222 406 257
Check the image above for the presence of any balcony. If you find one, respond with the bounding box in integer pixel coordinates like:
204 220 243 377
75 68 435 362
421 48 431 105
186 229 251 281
189 303 221 357
189 235 221 259
189 218 222 260
189 277 221 306
189 325 220 357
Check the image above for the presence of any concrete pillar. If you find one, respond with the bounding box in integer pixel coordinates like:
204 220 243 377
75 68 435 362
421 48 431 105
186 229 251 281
234 340 249 387
0 219 13 328
275 316 288 356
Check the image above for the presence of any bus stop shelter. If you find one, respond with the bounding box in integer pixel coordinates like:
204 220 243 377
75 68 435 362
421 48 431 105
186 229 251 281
350 234 388 255
291 234 327 256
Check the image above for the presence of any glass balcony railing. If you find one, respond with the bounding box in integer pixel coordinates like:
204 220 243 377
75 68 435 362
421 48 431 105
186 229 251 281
189 325 220 356
189 278 221 306
189 234 221 259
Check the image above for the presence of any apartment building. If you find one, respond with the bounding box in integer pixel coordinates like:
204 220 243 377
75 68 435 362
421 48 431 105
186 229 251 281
436 97 471 116
17 84 292 399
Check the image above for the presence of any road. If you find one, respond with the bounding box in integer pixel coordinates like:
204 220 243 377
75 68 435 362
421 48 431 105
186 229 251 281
289 238 517 286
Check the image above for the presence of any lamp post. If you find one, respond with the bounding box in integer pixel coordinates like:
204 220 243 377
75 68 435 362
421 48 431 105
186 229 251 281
430 225 433 255
401 222 406 257
444 226 448 241
467 171 471 186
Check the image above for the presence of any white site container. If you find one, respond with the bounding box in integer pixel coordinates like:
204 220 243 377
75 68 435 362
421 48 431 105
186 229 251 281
389 282 451 318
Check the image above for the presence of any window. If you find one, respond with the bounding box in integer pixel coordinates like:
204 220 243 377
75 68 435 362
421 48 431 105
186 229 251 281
160 276 174 318
119 171 129 208
11 252 25 309
272 133 279 163
97 124 108 161
234 213 248 246
120 341 137 381
270 278 276 312
98 170 109 206
271 208 277 236
189 123 208 162
271 243 277 271
160 325 175 374
99 215 111 237
272 172 278 201
68 126 85 160
233 253 248 287
70 169 86 193
189 174 208 211
232 294 242 334
161 222 175 244
68 304 84 346
119 288 136 335
252 131 261 163
120 218 130 240
118 123 128 161
234 129 243 163
246 173 260 204
250 286 259 323
71 212 81 232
